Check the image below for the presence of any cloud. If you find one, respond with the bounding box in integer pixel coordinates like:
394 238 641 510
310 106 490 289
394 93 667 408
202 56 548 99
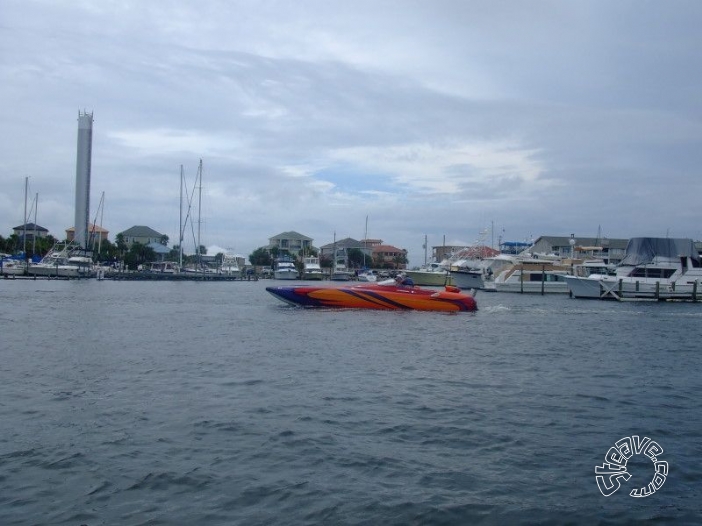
2 1 702 266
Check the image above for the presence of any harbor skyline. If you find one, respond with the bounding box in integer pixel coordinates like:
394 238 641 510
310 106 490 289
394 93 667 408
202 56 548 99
1 2 701 267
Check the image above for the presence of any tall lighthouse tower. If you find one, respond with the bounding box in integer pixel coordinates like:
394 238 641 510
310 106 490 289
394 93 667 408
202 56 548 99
74 111 93 250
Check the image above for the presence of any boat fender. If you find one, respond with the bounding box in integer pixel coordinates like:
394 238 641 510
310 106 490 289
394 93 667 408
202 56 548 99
444 285 461 293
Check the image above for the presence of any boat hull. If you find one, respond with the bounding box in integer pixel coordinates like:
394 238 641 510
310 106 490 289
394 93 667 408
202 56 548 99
565 275 702 300
449 269 484 290
266 283 477 312
274 270 298 280
403 270 451 286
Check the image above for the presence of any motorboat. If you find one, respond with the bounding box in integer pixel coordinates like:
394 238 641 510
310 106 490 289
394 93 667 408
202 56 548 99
1 256 26 276
565 237 702 300
220 254 242 277
273 256 298 280
266 280 477 312
331 249 353 281
486 259 571 293
449 267 484 290
404 262 452 286
357 269 377 282
28 243 95 278
302 256 325 280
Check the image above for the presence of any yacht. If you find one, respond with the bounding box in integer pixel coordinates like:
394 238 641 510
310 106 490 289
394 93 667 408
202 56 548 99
487 258 571 293
565 237 702 300
273 257 298 280
1 255 26 276
220 254 242 277
404 262 451 286
302 256 325 280
28 243 95 278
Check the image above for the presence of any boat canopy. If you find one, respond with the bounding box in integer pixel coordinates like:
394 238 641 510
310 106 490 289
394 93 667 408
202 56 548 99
620 237 699 266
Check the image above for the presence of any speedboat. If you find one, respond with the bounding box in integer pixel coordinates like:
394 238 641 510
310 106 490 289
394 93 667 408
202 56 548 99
266 281 477 312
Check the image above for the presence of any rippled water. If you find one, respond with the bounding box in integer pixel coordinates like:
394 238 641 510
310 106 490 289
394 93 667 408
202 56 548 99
1 279 701 525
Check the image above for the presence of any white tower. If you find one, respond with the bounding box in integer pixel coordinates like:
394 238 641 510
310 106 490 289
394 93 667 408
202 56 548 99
74 111 93 249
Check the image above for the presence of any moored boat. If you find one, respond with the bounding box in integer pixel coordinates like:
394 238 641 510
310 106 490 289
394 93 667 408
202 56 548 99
488 261 571 294
565 237 702 300
28 243 95 278
302 256 325 280
404 262 451 286
266 280 477 312
1 255 27 276
273 256 298 280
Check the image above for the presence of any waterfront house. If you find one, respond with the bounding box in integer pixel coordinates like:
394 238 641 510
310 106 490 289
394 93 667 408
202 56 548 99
118 225 166 249
268 231 314 256
12 223 49 244
66 223 109 244
531 235 629 265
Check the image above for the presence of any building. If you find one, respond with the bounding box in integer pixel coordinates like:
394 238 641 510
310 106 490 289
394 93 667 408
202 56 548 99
118 225 166 248
372 244 408 269
318 237 365 260
66 223 109 244
146 242 171 262
12 223 50 243
530 235 629 265
268 231 313 255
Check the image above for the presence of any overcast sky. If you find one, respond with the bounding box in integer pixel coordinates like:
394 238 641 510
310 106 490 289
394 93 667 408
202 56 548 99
1 0 701 266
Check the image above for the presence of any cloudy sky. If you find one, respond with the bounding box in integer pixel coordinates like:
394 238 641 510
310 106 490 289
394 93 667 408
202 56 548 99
1 0 701 266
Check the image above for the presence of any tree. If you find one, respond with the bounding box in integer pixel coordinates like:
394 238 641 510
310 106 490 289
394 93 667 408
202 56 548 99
123 242 156 270
160 234 169 246
347 248 366 268
249 247 273 267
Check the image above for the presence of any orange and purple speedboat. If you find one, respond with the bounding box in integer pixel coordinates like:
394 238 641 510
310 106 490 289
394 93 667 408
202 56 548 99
266 281 477 312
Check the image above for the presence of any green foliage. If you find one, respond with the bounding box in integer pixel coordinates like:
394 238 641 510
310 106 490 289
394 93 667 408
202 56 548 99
347 248 367 268
122 241 157 270
249 247 273 266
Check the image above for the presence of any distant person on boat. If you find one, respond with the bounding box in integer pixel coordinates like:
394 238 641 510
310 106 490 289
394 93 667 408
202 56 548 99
395 273 414 287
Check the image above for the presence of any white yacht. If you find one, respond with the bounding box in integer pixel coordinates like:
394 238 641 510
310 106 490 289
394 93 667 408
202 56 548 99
302 256 325 280
28 243 95 278
273 257 298 280
488 258 572 294
220 254 242 277
331 250 353 281
565 237 702 300
404 262 451 286
1 256 26 276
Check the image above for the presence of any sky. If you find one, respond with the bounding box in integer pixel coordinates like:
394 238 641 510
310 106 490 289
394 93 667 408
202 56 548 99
1 0 701 267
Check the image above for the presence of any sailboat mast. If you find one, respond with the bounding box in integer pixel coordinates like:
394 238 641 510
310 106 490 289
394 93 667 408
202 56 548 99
363 215 368 267
179 165 184 269
32 193 38 255
97 191 105 255
23 176 28 256
197 159 202 269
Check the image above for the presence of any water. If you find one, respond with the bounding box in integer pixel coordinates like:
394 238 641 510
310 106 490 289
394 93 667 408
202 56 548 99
1 279 700 525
